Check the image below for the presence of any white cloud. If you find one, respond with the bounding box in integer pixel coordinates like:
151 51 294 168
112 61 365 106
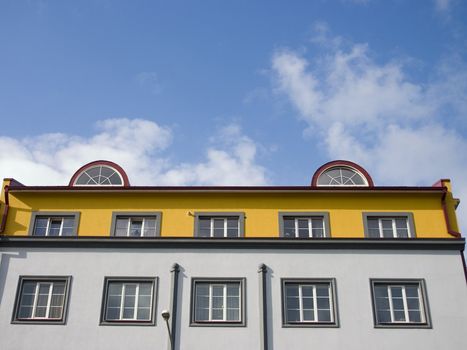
0 118 268 186
434 0 451 12
271 28 467 232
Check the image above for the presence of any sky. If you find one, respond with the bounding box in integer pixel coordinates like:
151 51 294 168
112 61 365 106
0 0 467 230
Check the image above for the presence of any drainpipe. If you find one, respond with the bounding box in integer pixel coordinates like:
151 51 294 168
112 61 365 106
0 185 9 233
441 187 461 238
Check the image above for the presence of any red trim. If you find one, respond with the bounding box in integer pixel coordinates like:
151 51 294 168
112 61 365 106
441 188 461 238
311 160 374 187
68 160 130 187
0 185 10 233
7 185 443 192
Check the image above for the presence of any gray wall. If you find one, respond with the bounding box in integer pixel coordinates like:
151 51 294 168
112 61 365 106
0 247 466 350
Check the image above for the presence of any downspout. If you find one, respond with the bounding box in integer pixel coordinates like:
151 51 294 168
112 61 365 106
0 185 10 233
441 187 461 238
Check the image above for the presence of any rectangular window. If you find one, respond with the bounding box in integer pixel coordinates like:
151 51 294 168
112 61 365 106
371 279 430 328
279 212 330 238
101 278 157 325
30 212 80 236
282 279 338 327
191 278 245 326
364 213 415 238
12 276 71 324
111 212 161 237
194 212 245 238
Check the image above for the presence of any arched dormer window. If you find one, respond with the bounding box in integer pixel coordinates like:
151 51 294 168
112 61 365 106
311 160 374 187
69 161 130 187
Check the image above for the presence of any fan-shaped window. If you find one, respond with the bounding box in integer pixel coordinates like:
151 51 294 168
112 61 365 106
75 165 123 186
70 161 129 187
317 166 368 186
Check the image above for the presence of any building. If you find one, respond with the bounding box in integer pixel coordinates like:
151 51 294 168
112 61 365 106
0 159 466 350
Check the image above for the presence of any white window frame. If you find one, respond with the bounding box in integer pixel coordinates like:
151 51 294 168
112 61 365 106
194 212 245 238
282 279 338 327
191 278 246 327
29 212 80 237
371 279 430 328
110 212 162 237
279 212 330 238
12 276 71 324
115 217 156 237
101 277 157 325
363 213 416 238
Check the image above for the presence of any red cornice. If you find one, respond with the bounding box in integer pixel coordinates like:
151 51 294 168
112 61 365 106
311 160 375 187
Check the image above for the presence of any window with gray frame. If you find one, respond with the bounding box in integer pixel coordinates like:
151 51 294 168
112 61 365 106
111 212 161 237
12 276 71 324
363 213 415 238
194 213 245 238
101 278 157 325
279 212 330 238
371 279 430 327
191 279 245 326
282 279 338 327
30 212 80 236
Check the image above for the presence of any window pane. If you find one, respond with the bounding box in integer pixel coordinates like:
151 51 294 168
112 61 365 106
34 307 47 318
312 228 324 238
395 218 407 229
18 306 33 319
318 309 331 322
396 228 409 238
393 311 406 322
405 286 419 298
226 308 239 321
137 295 152 309
368 228 381 238
297 219 308 229
390 287 402 298
50 294 64 307
317 297 330 309
33 218 48 236
20 293 35 307
374 286 388 298
106 307 120 320
367 218 379 229
226 228 238 237
137 308 150 320
195 307 209 321
139 283 152 296
286 297 299 309
316 285 329 297
392 298 404 310
302 297 313 309
407 298 420 310
212 308 223 320
107 295 121 308
226 218 238 228
227 296 239 308
408 311 421 323
108 283 123 296
49 306 62 319
48 220 62 236
287 309 300 322
298 228 309 238
129 220 143 237
301 286 314 297
376 297 390 310
213 219 224 229
303 309 314 321
213 228 224 237
122 307 134 319
198 228 211 237
285 285 299 297
377 310 391 323
212 296 223 308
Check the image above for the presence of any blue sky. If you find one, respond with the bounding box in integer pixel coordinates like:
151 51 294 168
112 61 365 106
1 0 467 228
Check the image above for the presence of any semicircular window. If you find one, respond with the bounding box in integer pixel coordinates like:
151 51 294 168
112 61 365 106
317 166 368 186
74 165 123 186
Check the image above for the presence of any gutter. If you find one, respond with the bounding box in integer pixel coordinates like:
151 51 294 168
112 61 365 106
0 185 9 233
441 187 461 238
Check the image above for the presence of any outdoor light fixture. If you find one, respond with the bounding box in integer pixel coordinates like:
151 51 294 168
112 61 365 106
161 309 173 350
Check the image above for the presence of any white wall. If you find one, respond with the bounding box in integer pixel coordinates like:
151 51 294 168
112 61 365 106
0 247 466 350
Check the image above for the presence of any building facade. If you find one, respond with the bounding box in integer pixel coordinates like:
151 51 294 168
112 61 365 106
0 160 465 349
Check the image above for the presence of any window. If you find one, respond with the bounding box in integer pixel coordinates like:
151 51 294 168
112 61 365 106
282 279 338 327
12 276 71 324
29 212 80 236
191 278 245 326
371 279 430 328
101 277 157 325
194 212 245 238
363 213 415 238
279 212 330 238
317 166 368 186
74 165 123 186
111 212 162 237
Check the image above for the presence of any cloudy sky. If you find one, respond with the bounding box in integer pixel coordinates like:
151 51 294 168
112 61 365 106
1 1 466 230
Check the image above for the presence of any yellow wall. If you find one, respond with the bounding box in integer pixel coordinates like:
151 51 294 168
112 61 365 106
0 187 456 238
